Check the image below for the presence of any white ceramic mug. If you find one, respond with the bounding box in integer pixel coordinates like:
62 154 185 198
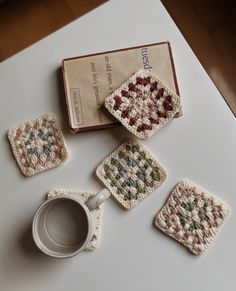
32 189 110 258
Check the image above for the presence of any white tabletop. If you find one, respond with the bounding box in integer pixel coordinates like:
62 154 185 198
0 0 235 290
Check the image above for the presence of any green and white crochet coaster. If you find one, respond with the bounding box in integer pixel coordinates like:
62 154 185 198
96 139 167 209
47 189 102 251
8 113 68 176
155 180 230 255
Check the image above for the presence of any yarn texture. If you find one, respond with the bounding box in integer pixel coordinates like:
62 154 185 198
7 113 68 176
96 139 167 209
155 180 230 255
105 69 181 139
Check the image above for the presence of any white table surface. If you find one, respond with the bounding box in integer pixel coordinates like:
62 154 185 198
0 0 235 290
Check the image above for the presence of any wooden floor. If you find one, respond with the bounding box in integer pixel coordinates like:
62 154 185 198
0 0 235 115
162 0 236 116
0 0 106 60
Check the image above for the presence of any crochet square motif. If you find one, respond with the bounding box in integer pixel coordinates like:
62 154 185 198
47 189 102 251
8 113 68 176
96 139 167 209
105 69 181 140
155 180 230 255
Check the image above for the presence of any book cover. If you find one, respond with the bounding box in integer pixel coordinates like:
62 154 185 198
62 42 181 133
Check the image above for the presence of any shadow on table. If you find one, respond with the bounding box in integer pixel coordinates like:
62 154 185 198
19 224 42 257
0 221 68 290
55 67 71 135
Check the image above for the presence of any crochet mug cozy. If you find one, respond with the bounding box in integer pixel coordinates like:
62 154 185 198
105 69 181 140
155 180 230 255
96 139 167 209
7 113 68 176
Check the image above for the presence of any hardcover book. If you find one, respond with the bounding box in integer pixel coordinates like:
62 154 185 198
62 42 181 133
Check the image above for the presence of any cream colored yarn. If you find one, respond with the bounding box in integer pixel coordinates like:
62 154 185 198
96 139 167 209
7 113 68 176
155 180 230 255
105 69 181 140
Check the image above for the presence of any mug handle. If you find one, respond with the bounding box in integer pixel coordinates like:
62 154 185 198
85 189 110 210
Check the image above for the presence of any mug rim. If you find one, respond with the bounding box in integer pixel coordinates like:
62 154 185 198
32 194 93 258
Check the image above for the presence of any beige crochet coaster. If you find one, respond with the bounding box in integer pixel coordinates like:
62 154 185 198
155 180 230 255
96 139 167 209
47 189 102 251
105 69 181 140
8 113 68 176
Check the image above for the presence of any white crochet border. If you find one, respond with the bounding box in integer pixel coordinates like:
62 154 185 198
7 113 69 176
96 139 167 209
105 69 181 140
155 179 231 255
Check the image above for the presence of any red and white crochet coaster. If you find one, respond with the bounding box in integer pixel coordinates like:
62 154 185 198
155 180 230 255
47 189 102 251
8 113 68 176
105 69 181 140
96 139 167 209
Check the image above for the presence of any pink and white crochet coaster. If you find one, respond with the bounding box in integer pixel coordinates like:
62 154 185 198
47 189 103 251
96 139 167 209
105 69 181 140
155 180 230 255
8 113 68 176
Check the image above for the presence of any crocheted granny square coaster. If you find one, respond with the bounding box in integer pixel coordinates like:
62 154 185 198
105 69 181 140
8 113 68 176
155 180 230 255
96 139 167 209
47 189 102 251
